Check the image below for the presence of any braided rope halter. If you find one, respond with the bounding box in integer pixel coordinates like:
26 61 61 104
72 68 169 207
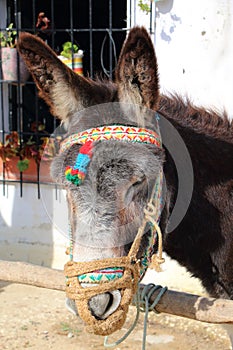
62 122 165 336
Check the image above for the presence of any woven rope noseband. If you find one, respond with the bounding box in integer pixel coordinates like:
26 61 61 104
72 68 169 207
63 123 164 336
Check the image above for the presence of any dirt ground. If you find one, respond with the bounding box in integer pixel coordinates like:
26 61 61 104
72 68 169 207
0 280 231 350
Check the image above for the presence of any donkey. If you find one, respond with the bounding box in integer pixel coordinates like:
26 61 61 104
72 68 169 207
18 26 233 340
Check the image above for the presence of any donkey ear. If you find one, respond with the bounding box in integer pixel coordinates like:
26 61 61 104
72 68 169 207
115 26 159 110
17 33 94 122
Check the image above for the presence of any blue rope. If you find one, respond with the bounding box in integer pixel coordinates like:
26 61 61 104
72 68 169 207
104 284 167 350
104 291 141 348
139 284 168 349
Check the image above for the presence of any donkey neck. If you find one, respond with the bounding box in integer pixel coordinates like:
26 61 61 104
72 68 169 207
159 95 233 282
159 95 233 177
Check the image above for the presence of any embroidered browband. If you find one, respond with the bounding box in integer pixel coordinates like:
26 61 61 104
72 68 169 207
61 125 162 185
60 125 162 153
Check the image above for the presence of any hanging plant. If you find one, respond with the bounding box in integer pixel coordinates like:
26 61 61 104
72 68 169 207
0 128 60 168
0 130 61 182
0 132 44 170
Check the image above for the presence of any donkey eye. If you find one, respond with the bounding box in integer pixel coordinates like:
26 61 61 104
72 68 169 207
132 176 146 188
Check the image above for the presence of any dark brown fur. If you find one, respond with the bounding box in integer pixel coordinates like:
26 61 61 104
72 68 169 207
159 95 233 299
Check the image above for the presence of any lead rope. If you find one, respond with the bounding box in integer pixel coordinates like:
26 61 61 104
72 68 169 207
104 284 167 349
104 291 141 348
140 284 168 350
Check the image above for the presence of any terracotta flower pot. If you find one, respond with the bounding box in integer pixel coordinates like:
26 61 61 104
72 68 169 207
0 157 53 183
0 47 30 83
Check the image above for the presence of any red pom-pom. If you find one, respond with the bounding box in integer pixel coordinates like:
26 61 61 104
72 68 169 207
71 169 79 175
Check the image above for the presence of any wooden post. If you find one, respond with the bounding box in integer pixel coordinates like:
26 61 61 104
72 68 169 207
0 260 65 291
138 284 233 324
1 260 233 325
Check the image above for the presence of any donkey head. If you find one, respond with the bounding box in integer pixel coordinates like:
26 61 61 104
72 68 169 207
18 27 164 333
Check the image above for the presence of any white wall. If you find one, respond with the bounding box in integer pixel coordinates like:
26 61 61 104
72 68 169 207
0 183 68 269
155 0 233 118
134 0 233 118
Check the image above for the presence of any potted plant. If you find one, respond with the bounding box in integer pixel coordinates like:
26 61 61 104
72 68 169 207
0 23 30 82
58 41 84 76
0 130 59 182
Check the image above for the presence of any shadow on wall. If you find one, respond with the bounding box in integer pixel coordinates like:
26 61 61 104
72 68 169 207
0 183 68 269
156 0 174 14
156 0 182 43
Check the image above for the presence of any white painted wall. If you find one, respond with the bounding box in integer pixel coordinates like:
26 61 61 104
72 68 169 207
0 183 68 269
135 0 233 118
157 0 233 118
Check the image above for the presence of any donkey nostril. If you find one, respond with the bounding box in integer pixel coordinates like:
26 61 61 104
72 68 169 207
107 292 114 309
89 292 111 319
88 290 121 320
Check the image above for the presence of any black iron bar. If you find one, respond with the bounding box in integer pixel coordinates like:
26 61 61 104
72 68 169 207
109 0 113 79
89 0 93 78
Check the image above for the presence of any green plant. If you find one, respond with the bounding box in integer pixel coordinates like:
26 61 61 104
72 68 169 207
0 131 60 172
138 0 151 14
60 41 79 58
0 23 17 48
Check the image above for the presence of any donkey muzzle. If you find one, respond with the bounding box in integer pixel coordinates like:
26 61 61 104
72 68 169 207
64 257 139 335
